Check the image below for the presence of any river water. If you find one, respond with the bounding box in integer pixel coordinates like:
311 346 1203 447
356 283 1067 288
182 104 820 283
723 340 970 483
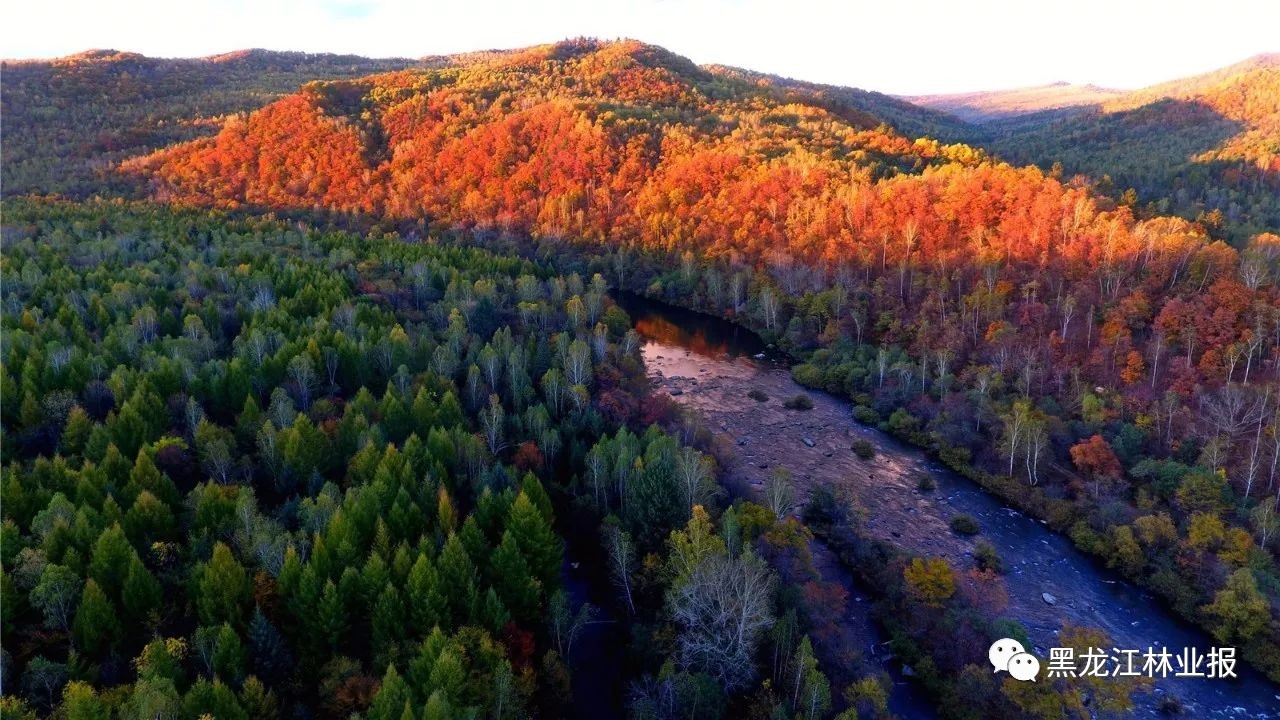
619 294 1280 719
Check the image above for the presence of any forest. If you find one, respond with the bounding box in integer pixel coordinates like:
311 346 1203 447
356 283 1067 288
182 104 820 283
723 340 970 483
114 38 1280 681
0 49 423 199
2 36 1280 720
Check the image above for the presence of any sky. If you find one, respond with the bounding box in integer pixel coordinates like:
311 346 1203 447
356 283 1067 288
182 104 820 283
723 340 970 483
4 0 1278 95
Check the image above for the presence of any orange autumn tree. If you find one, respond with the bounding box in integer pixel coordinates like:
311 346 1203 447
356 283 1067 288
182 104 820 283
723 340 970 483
1070 435 1123 499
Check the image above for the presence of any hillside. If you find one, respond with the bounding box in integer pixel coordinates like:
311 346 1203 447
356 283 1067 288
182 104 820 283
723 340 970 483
125 37 1003 255
904 82 1124 124
0 48 426 197
982 54 1280 240
705 64 978 143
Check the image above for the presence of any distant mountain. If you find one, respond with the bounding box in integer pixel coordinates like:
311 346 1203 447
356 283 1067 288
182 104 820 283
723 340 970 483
903 82 1124 124
1 48 424 197
704 65 978 143
976 53 1280 240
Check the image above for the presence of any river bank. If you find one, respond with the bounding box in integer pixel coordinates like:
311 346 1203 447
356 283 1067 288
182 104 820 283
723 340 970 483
621 293 1280 719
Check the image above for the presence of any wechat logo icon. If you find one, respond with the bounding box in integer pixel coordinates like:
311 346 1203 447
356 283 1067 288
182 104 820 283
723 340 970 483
990 638 1040 682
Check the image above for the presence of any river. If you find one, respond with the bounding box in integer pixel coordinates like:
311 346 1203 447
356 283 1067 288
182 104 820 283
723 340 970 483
618 293 1280 719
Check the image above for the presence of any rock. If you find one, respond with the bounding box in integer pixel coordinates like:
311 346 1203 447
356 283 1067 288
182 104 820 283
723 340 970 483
901 665 916 677
737 438 749 446
802 437 816 447
758 462 769 469
669 388 683 396
1041 592 1057 606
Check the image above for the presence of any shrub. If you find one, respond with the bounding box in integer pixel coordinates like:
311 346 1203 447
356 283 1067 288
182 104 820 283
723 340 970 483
747 389 769 402
851 439 876 460
950 514 980 535
783 394 814 410
852 405 879 424
791 363 824 387
915 474 936 492
974 540 1003 573
886 408 921 436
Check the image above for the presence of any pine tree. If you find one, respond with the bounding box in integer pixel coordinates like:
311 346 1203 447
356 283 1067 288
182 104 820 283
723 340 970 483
422 691 451 720
124 490 176 547
479 588 511 633
507 492 562 592
61 406 93 456
129 449 180 509
182 678 248 720
72 579 119 654
437 534 478 625
87 524 133 598
490 530 540 623
371 585 405 665
195 542 251 627
520 473 554 522
239 676 279 720
121 554 162 623
406 554 447 635
368 665 411 720
97 443 131 490
108 403 148 460
212 624 246 681
317 579 347 649
247 607 293 684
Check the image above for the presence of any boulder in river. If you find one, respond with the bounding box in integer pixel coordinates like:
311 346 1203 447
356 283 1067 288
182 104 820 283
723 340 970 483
1041 592 1057 606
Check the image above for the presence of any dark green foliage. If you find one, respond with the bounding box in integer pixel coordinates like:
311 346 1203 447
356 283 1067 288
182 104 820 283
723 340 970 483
0 200 663 718
949 514 980 536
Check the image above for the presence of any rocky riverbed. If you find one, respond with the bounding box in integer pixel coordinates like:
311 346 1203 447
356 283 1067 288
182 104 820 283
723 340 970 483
625 295 1280 719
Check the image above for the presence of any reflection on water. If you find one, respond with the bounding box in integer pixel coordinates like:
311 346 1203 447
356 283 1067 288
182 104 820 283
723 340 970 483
616 292 786 364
